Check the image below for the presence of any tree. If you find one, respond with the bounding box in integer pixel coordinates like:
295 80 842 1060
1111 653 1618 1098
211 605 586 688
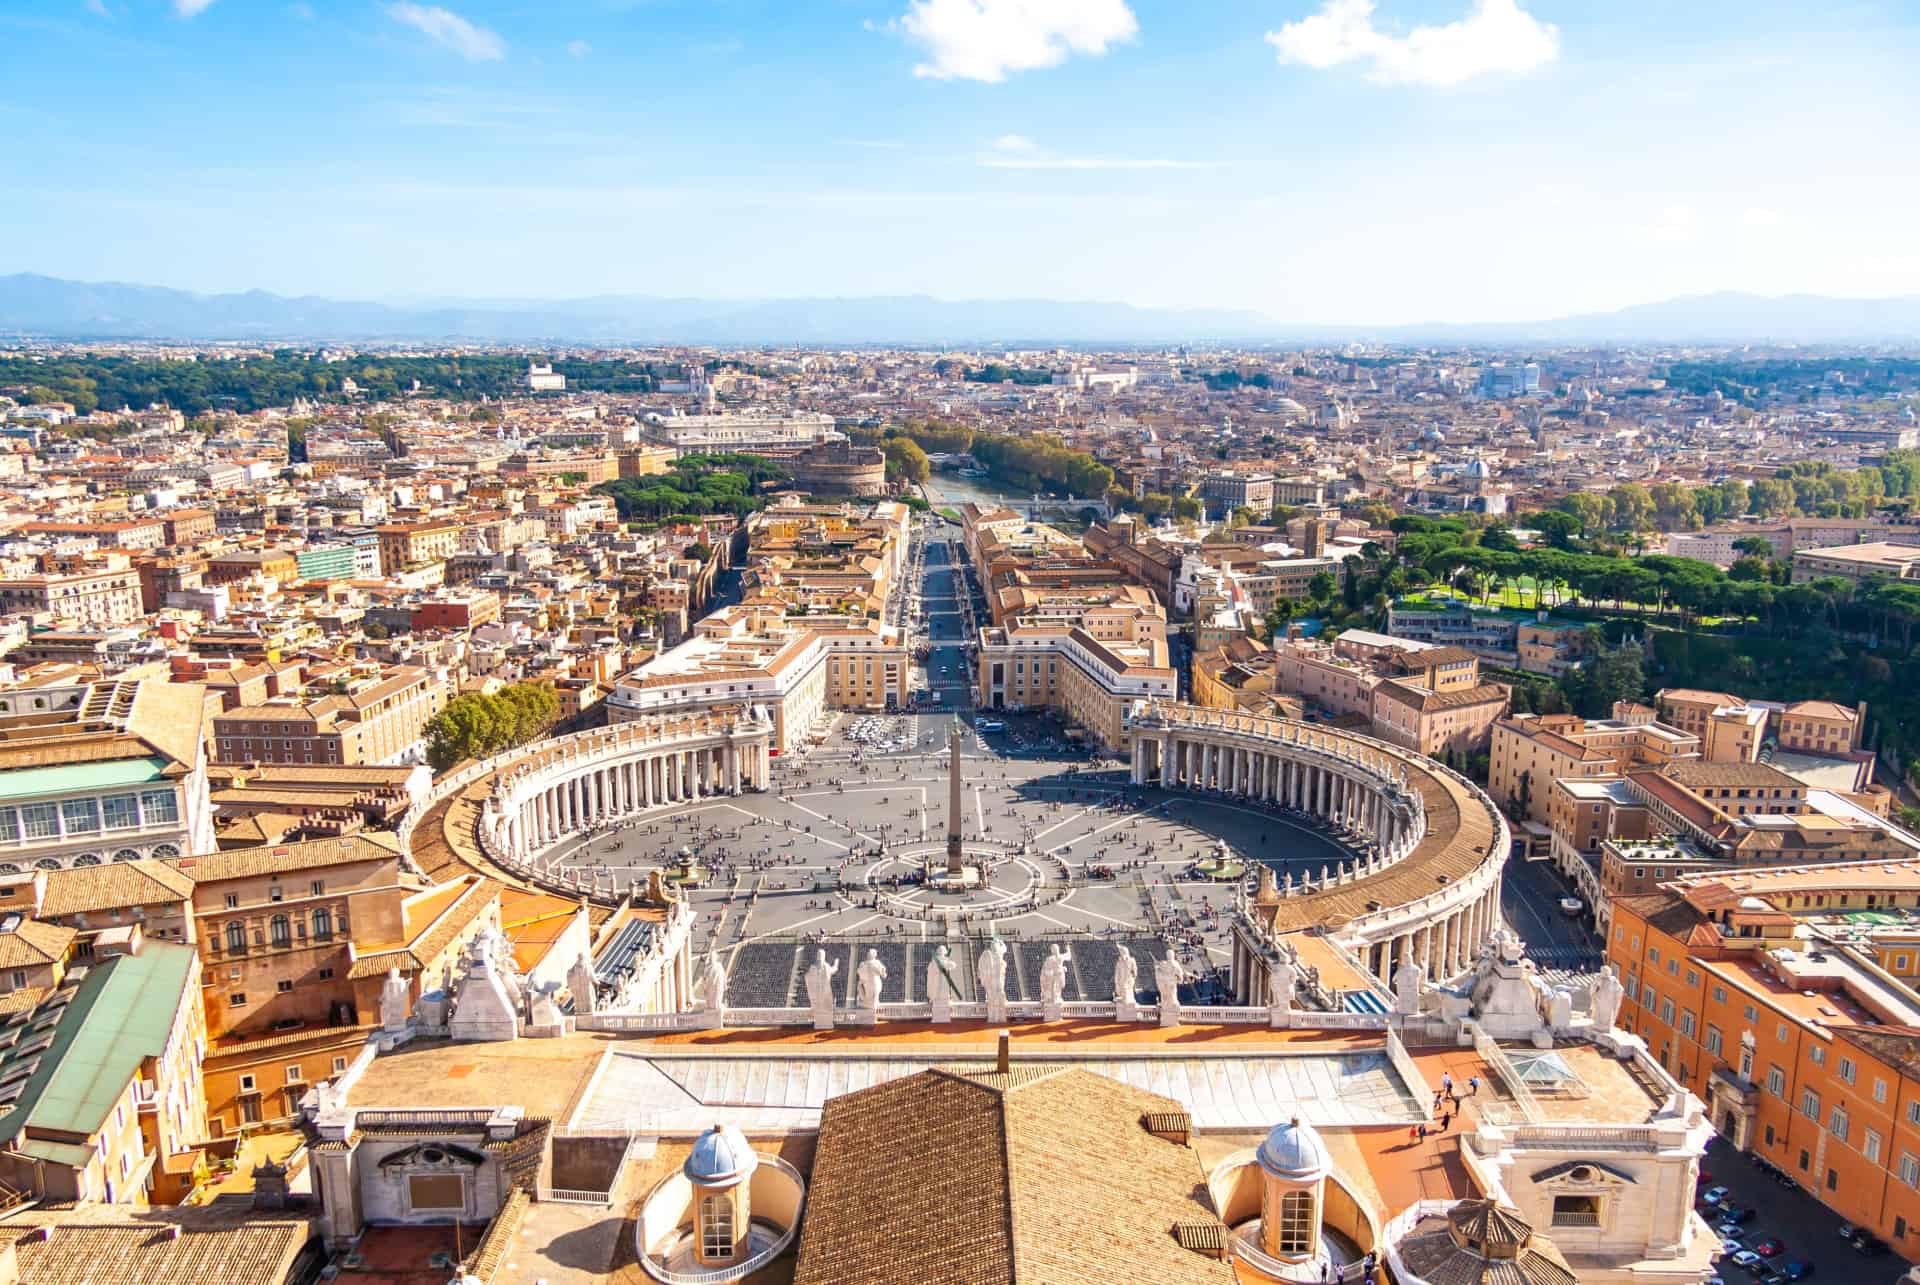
1171 495 1202 521
882 437 931 484
424 682 561 772
1576 641 1647 716
1307 571 1337 608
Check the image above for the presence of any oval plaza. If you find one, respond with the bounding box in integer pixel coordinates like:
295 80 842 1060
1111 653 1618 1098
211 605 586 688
300 688 1723 1285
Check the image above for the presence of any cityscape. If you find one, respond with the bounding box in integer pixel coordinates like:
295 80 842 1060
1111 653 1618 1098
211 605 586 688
4 2 1920 1285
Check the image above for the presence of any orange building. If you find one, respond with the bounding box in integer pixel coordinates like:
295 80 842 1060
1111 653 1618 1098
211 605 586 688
1608 861 1920 1260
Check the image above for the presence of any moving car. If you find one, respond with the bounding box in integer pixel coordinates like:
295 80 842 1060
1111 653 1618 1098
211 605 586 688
1560 896 1584 915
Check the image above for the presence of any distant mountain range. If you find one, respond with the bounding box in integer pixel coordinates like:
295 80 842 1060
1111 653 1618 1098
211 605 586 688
4 273 1920 346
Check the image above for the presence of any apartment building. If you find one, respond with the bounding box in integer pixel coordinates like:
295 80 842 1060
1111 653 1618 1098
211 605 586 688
608 606 909 751
0 932 205 1205
975 606 1176 751
1196 471 1274 516
376 520 461 575
0 677 216 873
1792 541 1920 584
0 554 143 628
1488 708 1700 825
1269 629 1509 756
1608 863 1920 1257
211 666 446 766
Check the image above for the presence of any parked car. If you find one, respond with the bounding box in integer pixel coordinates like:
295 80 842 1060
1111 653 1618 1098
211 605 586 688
1779 1261 1815 1281
1851 1232 1889 1256
1729 1250 1764 1273
1753 1237 1786 1257
1837 1223 1860 1241
1700 1185 1732 1206
1719 1204 1757 1224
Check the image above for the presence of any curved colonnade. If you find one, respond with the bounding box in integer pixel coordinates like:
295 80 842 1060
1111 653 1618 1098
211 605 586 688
1128 702 1509 995
475 706 775 883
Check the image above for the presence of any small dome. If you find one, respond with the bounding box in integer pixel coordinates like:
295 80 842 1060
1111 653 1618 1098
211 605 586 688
684 1124 757 1187
1256 1117 1329 1180
1465 458 1492 479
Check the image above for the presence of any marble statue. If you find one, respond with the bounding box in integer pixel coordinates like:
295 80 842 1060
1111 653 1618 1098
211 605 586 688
1039 944 1071 1020
696 949 728 1021
804 948 840 1030
1392 957 1426 1016
1590 963 1625 1034
568 952 599 1018
1267 955 1297 1028
927 944 956 1023
1154 955 1185 1028
977 935 1009 1024
380 967 410 1033
1114 946 1140 1021
856 948 888 1017
1549 986 1574 1032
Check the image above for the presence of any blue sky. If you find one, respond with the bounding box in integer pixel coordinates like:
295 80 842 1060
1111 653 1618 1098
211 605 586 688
3 0 1917 323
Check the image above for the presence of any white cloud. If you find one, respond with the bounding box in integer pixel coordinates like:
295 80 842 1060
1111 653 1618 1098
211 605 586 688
978 134 1213 170
567 39 591 58
895 0 1138 83
1266 0 1558 88
174 0 217 16
1651 203 1697 243
386 3 505 62
1741 206 1786 229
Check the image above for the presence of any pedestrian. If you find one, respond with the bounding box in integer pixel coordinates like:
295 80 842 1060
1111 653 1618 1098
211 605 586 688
1416 1123 1426 1142
1438 1112 1450 1133
1469 1075 1480 1097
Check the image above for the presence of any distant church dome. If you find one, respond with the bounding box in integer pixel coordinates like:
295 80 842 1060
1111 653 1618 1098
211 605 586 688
685 1124 758 1187
1465 458 1493 480
1256 1117 1330 1181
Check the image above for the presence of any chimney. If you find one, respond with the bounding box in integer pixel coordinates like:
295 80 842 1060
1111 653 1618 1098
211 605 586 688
1856 700 1868 749
996 1030 1011 1074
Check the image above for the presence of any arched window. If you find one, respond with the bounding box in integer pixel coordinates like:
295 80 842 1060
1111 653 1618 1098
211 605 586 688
312 908 333 940
699 1193 734 1261
1277 1189 1314 1255
270 915 291 947
225 922 246 954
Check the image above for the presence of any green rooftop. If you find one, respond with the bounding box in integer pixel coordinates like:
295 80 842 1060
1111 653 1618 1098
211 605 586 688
0 756 169 803
0 940 195 1149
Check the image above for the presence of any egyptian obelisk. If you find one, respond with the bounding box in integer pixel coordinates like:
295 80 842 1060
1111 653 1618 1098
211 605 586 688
946 718 965 874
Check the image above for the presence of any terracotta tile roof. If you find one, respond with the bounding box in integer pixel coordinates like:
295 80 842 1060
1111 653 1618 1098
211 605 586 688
0 920 75 970
172 832 404 885
3 1206 309 1285
37 861 194 917
793 1066 1233 1285
346 876 497 980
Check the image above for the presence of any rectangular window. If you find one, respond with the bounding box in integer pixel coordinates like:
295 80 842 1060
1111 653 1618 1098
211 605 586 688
139 790 179 824
276 979 293 993
1831 1105 1851 1142
1706 1026 1723 1056
60 798 99 834
332 1056 349 1074
1867 1130 1884 1164
1901 1154 1920 1189
20 803 59 840
1811 1046 1826 1066
101 795 139 830
1800 1088 1821 1120
1778 1022 1791 1044
1713 985 1729 1004
1767 1067 1787 1097
1744 1004 1759 1023
229 993 247 1008
1679 1010 1697 1038
1840 1057 1857 1085
1877 1079 1890 1104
